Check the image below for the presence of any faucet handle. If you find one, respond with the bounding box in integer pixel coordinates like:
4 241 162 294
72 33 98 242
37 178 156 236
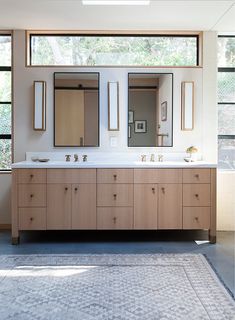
150 154 155 162
158 154 164 162
141 155 147 162
82 155 88 162
74 154 79 162
65 155 71 162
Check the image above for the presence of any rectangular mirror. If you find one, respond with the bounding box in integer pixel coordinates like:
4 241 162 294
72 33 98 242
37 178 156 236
33 81 46 131
54 72 99 147
181 81 194 131
108 82 119 131
128 73 173 147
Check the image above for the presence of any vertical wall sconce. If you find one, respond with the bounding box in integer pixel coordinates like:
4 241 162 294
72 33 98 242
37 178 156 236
33 81 46 131
181 81 194 131
108 82 119 131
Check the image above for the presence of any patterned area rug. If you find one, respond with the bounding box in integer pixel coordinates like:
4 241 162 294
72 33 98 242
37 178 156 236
0 254 234 320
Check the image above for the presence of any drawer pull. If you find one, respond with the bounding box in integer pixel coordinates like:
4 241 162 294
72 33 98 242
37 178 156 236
30 174 34 179
113 217 117 223
152 187 155 193
74 187 78 191
113 194 117 199
161 187 165 194
30 194 34 198
65 187 68 191
30 217 34 221
195 194 199 199
113 174 117 181
194 174 199 179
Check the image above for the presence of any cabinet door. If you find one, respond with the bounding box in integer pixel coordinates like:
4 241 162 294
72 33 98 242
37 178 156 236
72 184 96 229
47 184 71 229
134 184 158 229
158 184 182 229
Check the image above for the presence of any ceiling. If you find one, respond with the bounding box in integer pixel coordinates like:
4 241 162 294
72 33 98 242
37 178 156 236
0 0 235 31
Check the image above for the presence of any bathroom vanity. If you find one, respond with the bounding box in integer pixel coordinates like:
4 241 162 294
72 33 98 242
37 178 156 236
11 161 216 244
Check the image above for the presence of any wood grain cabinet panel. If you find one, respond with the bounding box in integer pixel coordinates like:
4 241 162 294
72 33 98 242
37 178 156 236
18 184 46 207
18 169 46 184
47 184 71 229
134 169 182 183
72 184 96 229
19 208 46 230
183 207 210 229
183 169 211 184
97 184 133 207
134 184 158 229
158 184 182 229
97 169 133 184
47 169 96 184
183 184 211 207
97 207 133 229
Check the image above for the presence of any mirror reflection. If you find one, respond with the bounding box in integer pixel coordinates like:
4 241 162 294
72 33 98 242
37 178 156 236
54 72 99 147
128 73 173 147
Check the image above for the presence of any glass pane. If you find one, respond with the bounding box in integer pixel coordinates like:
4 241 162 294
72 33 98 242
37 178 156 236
0 139 11 170
218 138 235 170
218 72 235 103
31 35 198 66
0 104 11 134
218 105 235 135
0 35 11 66
218 37 235 67
0 71 11 102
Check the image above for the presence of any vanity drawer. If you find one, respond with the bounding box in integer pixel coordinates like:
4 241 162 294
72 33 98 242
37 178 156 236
183 184 211 207
183 207 210 229
47 169 96 184
18 169 46 184
183 169 211 184
97 184 133 207
97 207 133 229
134 169 182 183
18 184 46 207
97 169 133 184
19 208 46 230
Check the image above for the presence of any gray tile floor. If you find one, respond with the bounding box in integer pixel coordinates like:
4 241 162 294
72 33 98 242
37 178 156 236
0 230 234 298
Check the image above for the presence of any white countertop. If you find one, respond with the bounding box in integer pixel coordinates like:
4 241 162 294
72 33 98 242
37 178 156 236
12 160 217 169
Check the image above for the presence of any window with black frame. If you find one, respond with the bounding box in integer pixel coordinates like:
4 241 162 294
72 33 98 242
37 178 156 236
0 34 12 170
218 35 235 170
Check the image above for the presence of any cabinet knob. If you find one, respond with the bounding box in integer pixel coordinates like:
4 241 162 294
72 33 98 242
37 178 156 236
30 217 34 221
113 194 117 199
74 187 78 191
113 217 117 223
195 194 199 198
30 174 34 179
113 174 117 180
194 217 199 221
30 194 34 198
152 187 155 193
161 187 165 194
194 174 199 179
65 187 68 191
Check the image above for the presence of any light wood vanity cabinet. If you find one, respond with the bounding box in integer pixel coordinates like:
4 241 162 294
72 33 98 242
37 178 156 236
11 167 216 244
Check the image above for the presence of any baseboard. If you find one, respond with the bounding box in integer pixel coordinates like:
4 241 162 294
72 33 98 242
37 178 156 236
0 224 11 230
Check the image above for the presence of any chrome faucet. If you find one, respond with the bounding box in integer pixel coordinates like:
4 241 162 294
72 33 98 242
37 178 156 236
65 155 71 162
82 155 88 162
74 154 79 162
150 154 155 162
141 155 147 162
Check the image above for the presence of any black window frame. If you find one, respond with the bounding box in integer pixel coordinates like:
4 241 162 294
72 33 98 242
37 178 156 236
29 33 200 67
0 35 12 172
218 35 235 168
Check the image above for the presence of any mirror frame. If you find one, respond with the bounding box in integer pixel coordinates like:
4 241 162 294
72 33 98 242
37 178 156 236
127 72 174 147
53 72 100 147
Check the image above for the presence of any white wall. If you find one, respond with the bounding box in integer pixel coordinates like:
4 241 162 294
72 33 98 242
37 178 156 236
1 30 230 230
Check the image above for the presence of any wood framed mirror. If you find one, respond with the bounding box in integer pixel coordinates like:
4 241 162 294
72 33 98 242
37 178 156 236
54 72 99 147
